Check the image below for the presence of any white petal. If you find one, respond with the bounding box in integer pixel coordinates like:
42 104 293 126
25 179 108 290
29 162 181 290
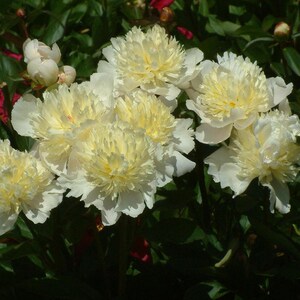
96 60 115 75
234 113 257 130
173 118 195 154
142 82 180 101
116 191 145 218
23 182 64 224
195 123 232 144
177 48 203 87
90 72 115 108
267 77 293 107
264 179 291 214
278 98 292 115
101 209 121 226
11 94 41 137
173 151 196 177
205 147 251 196
101 45 115 64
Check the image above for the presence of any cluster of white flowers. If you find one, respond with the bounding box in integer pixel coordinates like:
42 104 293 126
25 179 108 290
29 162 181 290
186 52 300 213
23 39 76 87
3 24 299 235
8 25 200 229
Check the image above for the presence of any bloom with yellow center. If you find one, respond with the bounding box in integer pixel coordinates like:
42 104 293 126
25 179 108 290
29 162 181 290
0 139 64 235
97 25 203 103
205 110 300 213
59 120 157 225
115 90 195 184
186 52 293 144
11 76 114 174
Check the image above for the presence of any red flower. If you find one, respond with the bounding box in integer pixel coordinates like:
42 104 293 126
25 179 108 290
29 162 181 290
130 237 152 263
150 0 174 11
176 26 194 39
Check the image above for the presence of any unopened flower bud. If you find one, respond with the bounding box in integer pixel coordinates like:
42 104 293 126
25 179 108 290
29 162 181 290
58 65 76 86
16 8 25 18
23 38 61 63
27 58 59 87
274 22 290 39
159 7 174 23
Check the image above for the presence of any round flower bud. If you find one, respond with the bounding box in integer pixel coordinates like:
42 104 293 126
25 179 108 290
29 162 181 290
274 22 290 39
58 65 76 86
160 7 174 23
16 8 25 18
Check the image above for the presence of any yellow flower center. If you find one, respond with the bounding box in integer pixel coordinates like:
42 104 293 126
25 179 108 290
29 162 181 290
115 91 176 145
74 122 156 198
114 25 184 85
200 56 269 122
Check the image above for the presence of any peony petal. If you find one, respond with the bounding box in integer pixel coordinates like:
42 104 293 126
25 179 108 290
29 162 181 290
205 147 251 196
142 82 181 101
267 77 293 107
116 191 145 218
101 209 121 226
11 94 41 137
90 72 114 108
195 123 232 144
101 45 115 64
173 151 196 176
23 182 64 224
173 118 195 154
264 179 291 214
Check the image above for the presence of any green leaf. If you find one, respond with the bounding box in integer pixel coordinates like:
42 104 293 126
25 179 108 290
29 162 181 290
283 47 300 76
229 5 246 16
199 0 209 16
43 9 70 45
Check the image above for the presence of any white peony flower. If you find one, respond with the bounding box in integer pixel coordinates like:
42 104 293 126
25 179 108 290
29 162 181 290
59 121 157 226
115 89 195 184
97 25 203 104
186 52 293 144
11 79 114 175
23 38 61 64
205 110 300 214
27 57 59 87
0 139 64 235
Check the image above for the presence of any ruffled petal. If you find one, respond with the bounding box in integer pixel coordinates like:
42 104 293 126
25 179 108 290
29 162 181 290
195 123 232 144
116 191 145 218
205 147 251 196
264 179 291 214
173 118 194 154
11 94 41 137
267 77 293 107
173 151 196 177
